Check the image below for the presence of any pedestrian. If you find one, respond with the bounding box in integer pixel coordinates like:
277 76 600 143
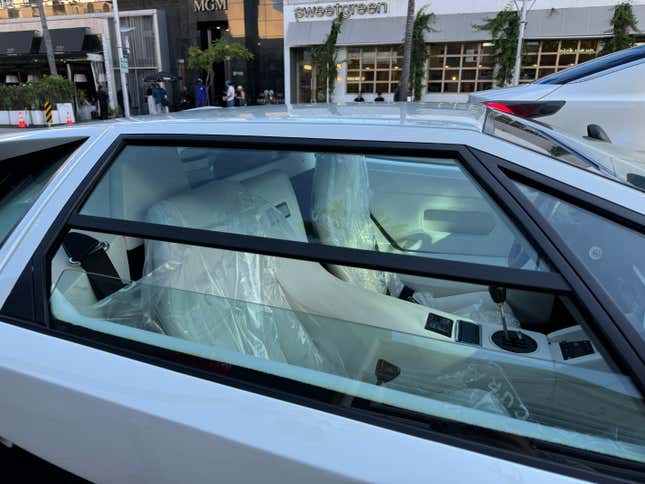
152 83 168 114
223 81 235 107
97 85 109 120
393 84 401 102
235 85 247 106
354 92 365 102
374 92 385 102
195 78 207 107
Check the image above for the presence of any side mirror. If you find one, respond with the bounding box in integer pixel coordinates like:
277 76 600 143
586 124 612 143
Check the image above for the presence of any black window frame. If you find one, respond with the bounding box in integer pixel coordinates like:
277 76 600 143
2 134 644 482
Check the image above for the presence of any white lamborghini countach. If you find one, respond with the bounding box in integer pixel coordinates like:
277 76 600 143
0 104 643 483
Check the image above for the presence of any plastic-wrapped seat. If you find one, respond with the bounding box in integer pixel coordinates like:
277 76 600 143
310 152 520 328
141 179 345 374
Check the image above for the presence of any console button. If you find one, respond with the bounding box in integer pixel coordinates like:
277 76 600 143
425 313 453 337
560 340 594 360
457 320 481 345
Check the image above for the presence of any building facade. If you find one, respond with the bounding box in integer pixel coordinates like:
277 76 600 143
0 2 168 114
284 0 645 103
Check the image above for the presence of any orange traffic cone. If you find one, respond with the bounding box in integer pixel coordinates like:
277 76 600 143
66 111 73 126
18 111 26 128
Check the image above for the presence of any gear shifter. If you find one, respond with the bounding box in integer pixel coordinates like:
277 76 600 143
488 286 537 353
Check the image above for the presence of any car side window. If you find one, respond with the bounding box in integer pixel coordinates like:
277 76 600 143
42 144 645 474
516 182 645 344
0 139 83 248
80 145 548 273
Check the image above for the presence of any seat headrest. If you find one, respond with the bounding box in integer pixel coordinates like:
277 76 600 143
110 146 191 222
311 153 387 294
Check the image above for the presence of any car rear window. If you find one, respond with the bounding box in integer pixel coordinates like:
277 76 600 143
535 45 645 85
0 139 84 248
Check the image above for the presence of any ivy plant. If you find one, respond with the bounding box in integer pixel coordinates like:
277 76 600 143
475 6 519 87
601 2 639 54
410 6 435 100
312 13 344 103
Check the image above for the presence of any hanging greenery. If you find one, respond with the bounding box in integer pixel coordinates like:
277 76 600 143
601 2 639 55
311 13 344 103
410 6 435 101
475 6 519 87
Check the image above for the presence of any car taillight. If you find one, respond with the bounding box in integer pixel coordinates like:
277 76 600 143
484 101 565 119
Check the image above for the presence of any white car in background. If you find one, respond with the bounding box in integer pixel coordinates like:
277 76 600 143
0 104 644 482
470 45 645 154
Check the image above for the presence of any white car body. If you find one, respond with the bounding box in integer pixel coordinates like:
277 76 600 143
0 104 643 483
470 46 645 155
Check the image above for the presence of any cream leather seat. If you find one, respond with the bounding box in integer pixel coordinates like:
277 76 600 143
310 152 520 328
142 177 344 374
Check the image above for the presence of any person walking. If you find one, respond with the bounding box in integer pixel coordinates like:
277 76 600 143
223 81 235 107
235 85 247 106
97 85 109 120
151 83 163 114
194 79 207 107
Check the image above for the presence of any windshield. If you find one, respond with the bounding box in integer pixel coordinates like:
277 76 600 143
0 140 81 248
535 45 645 85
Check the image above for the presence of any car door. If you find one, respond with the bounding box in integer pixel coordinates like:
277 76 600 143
1 132 644 483
542 62 645 153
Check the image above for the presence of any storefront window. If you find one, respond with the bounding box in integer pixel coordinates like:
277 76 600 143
427 42 493 94
345 45 402 94
519 39 602 83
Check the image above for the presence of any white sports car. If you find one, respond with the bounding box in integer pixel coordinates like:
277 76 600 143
0 104 643 483
470 45 645 155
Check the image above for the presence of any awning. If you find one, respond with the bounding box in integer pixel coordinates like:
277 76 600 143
0 31 35 56
287 17 406 46
40 28 86 54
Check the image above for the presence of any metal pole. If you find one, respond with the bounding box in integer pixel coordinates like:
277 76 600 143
512 0 529 86
112 0 131 118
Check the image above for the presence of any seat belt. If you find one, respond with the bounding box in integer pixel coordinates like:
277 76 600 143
397 285 417 303
63 232 127 300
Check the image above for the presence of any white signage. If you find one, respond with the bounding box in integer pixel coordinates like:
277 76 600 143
294 2 388 21
119 57 129 73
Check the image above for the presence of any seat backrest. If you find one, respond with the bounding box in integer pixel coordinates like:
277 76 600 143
142 177 341 373
311 153 387 294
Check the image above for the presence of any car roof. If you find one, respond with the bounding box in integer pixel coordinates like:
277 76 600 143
0 103 488 142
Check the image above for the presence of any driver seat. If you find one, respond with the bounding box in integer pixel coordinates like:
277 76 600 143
310 152 520 328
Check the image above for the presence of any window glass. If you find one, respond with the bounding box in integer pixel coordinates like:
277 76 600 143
484 112 597 171
50 233 645 466
80 145 548 272
0 140 82 248
515 183 645 343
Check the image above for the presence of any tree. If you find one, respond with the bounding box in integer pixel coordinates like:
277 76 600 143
311 14 344 103
35 0 57 76
410 6 435 101
399 0 415 101
188 40 253 105
475 7 519 87
601 2 639 54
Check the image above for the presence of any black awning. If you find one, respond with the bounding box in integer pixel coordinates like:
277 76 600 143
40 28 86 54
0 31 35 56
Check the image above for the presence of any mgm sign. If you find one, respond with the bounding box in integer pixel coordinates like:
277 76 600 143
193 0 227 13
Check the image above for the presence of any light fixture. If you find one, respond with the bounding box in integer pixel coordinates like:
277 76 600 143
451 76 457 81
5 74 18 84
303 64 312 71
